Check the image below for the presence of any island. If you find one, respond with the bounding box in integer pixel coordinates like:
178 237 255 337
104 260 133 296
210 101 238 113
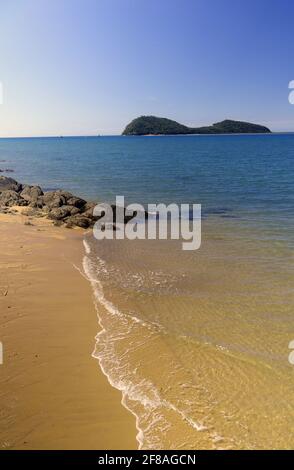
122 116 271 135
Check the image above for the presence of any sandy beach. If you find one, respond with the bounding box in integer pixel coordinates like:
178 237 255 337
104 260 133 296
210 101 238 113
0 209 137 450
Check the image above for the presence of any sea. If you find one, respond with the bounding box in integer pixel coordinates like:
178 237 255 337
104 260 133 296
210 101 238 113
1 134 293 449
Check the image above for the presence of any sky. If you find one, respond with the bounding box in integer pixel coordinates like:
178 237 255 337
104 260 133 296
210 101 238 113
0 0 294 136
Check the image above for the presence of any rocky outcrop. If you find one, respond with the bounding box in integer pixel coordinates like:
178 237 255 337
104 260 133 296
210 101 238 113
65 215 93 229
20 185 43 202
0 190 27 207
0 176 22 193
0 176 145 229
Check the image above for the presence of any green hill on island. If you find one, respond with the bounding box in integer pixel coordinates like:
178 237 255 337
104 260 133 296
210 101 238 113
122 116 271 135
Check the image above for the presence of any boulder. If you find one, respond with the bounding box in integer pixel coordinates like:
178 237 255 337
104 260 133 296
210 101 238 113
84 201 97 211
65 215 92 229
42 191 66 209
29 197 45 209
0 176 22 193
48 207 72 220
0 190 27 207
81 201 97 218
63 205 81 216
20 185 43 202
57 190 74 201
67 196 86 208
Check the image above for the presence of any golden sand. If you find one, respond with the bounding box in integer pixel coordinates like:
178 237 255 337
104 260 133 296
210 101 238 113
0 210 137 449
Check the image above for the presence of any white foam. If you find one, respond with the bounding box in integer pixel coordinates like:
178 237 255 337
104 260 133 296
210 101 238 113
83 239 91 254
80 238 216 449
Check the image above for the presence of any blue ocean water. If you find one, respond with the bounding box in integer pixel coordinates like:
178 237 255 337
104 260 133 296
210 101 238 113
2 134 294 448
0 133 293 245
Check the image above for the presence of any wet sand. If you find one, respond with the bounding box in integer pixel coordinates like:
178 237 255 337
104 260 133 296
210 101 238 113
0 210 137 449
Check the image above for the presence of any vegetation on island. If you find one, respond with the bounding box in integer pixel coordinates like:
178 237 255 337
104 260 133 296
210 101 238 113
122 116 271 135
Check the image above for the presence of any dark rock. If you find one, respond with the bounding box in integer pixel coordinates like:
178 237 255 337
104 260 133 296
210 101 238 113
57 190 74 200
61 205 81 216
0 190 27 207
52 220 64 227
42 190 85 210
20 185 43 202
29 197 45 209
82 208 96 219
81 201 98 219
42 192 65 209
48 207 72 220
65 215 92 228
0 176 22 193
67 196 86 208
84 201 97 211
0 176 129 230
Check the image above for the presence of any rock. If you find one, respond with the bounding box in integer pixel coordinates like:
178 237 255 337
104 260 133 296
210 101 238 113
29 197 45 209
62 205 81 216
57 190 74 200
21 185 42 200
48 207 72 220
38 190 86 215
0 176 22 193
52 220 63 227
81 201 98 219
0 177 120 231
84 201 97 210
42 192 65 209
42 190 85 209
67 196 86 208
0 190 27 207
65 215 92 228
20 185 43 202
42 191 57 203
82 208 96 219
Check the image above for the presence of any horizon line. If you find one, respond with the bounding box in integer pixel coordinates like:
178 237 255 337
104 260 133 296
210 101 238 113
1 131 294 139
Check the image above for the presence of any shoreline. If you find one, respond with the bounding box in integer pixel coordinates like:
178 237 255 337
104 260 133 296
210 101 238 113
0 210 137 449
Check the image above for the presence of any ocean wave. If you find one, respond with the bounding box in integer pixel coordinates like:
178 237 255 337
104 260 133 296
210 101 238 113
81 238 216 449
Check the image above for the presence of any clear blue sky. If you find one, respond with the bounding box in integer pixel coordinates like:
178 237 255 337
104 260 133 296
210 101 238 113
0 0 294 136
